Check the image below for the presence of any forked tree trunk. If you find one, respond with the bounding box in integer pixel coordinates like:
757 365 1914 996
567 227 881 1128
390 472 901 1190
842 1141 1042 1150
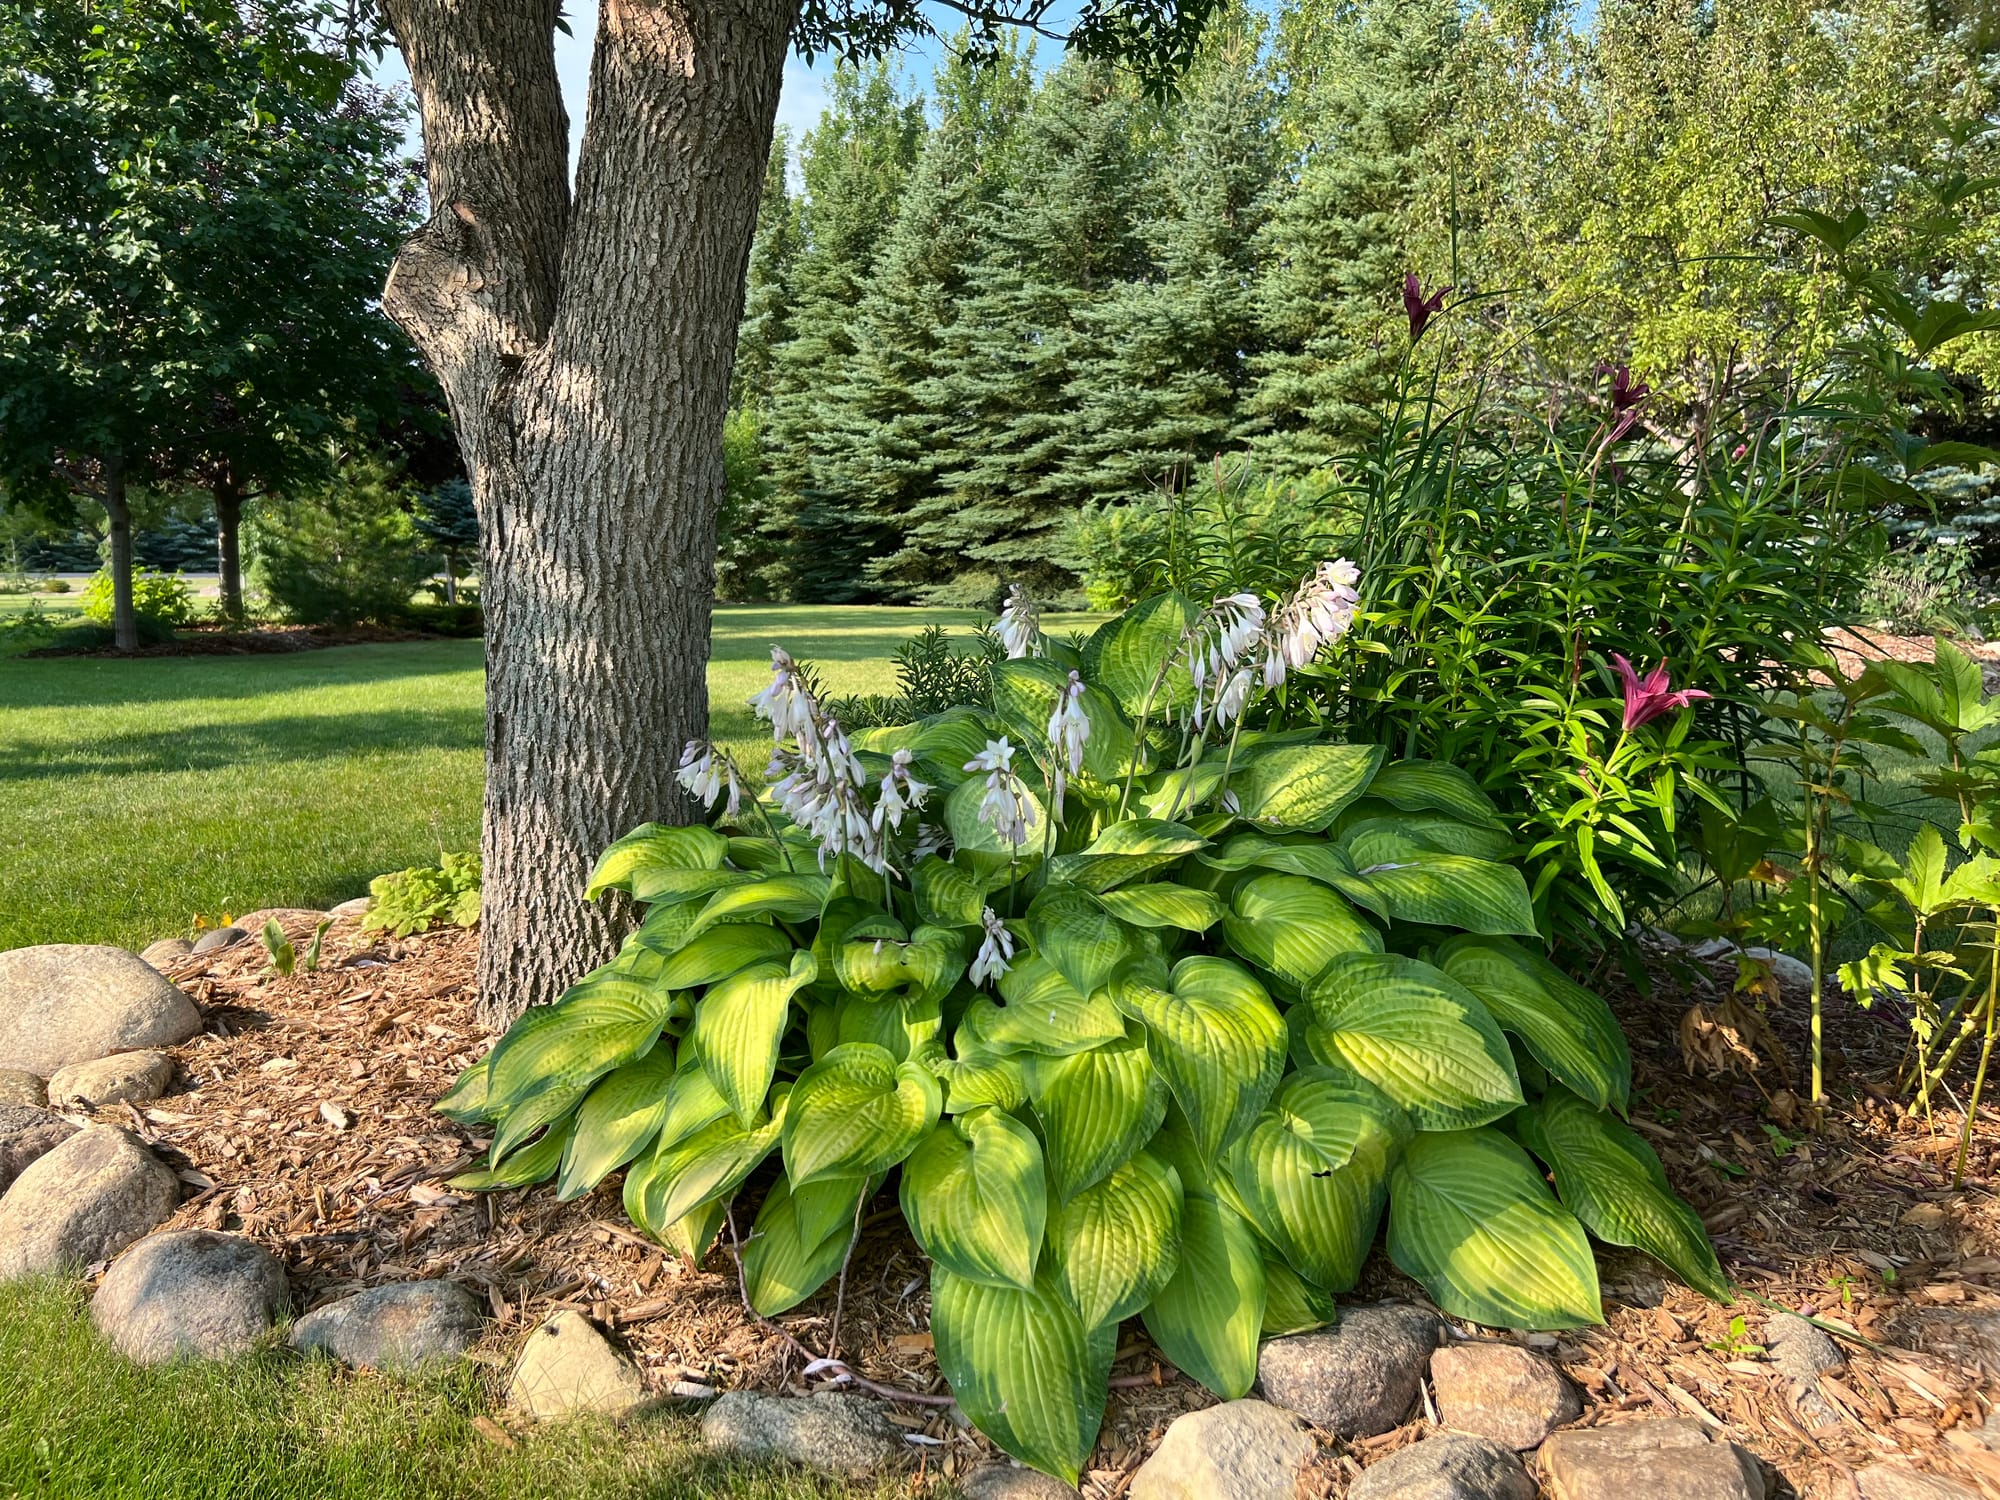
382 0 796 1027
101 452 138 653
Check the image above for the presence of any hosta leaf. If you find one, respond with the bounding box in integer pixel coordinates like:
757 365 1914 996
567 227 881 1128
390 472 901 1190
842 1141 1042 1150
1031 886 1137 996
1339 854 1539 938
1139 1193 1266 1399
1227 1067 1411 1290
556 1043 678 1200
1093 883 1224 931
1388 1128 1603 1329
1517 1088 1729 1302
487 978 676 1156
928 1012 1030 1112
944 773 1050 858
1234 743 1384 831
655 1046 733 1149
931 1265 1117 1484
1082 589 1199 722
658 1196 727 1264
914 855 985 928
901 1108 1047 1290
1365 761 1505 827
1437 936 1631 1113
632 899 701 955
1044 1149 1183 1329
625 1091 788 1236
1343 813 1513 863
835 922 964 1001
1047 819 1209 893
448 1118 573 1191
436 1059 492 1124
1260 1251 1335 1336
1303 953 1522 1130
981 957 1128 1055
628 867 756 906
1024 1026 1169 1199
743 1174 870 1315
684 873 831 939
585 822 729 900
782 1042 942 1186
821 990 943 1064
1109 955 1285 1163
650 923 794 989
1134 760 1226 821
1224 872 1381 992
792 1173 875 1248
694 950 819 1125
990 657 1135 783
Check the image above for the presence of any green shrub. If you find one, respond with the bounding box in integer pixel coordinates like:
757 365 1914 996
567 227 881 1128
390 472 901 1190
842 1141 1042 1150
252 455 433 627
1859 541 1976 634
80 568 196 631
38 576 70 594
361 853 482 937
442 579 1722 1485
821 623 1002 727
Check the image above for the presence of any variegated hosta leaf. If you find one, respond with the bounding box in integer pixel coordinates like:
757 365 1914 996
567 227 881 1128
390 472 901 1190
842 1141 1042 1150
836 921 965 1000
1044 1149 1183 1329
655 1045 733 1150
1109 954 1286 1164
819 990 942 1064
1364 760 1505 827
792 1173 875 1247
743 1173 871 1315
556 1043 679 1200
629 867 756 906
979 958 1128 1055
931 1265 1118 1485
584 822 729 900
927 1016 1029 1113
1139 1192 1266 1399
990 657 1135 784
448 1117 573 1191
1093 883 1225 932
1081 589 1198 722
1516 1087 1729 1302
1336 853 1539 938
914 855 986 928
1302 953 1522 1130
694 949 818 1125
1232 743 1384 832
1342 813 1513 863
683 873 831 940
782 1042 942 1187
624 1089 788 1236
1224 872 1381 993
647 922 793 989
1201 831 1358 890
1387 1127 1603 1330
631 898 700 955
486 976 677 1157
1226 1067 1411 1290
1024 1026 1169 1200
436 1058 492 1124
901 1108 1047 1290
659 1196 727 1264
1046 819 1209 893
1436 935 1631 1113
944 773 1050 859
1030 885 1138 997
1259 1249 1335 1335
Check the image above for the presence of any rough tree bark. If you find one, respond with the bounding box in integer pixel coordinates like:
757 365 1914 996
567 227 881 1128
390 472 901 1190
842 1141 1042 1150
213 473 244 622
381 0 797 1027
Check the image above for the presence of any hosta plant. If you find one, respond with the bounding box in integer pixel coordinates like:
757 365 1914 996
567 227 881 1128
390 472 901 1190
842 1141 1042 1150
439 572 1725 1482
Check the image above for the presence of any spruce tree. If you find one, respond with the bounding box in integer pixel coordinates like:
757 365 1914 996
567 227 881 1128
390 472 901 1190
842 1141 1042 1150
732 127 800 412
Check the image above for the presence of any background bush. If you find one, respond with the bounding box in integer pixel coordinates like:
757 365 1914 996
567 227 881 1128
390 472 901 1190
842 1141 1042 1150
81 568 196 638
251 456 434 627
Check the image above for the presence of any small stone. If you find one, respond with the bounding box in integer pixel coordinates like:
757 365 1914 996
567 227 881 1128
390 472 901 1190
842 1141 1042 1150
1688 938 1741 961
327 898 372 921
1539 1419 1765 1499
191 926 248 955
0 1104 77 1195
0 944 202 1075
1430 1340 1581 1449
1857 1466 1980 1500
91 1229 289 1363
0 1126 180 1280
292 1281 485 1370
960 1462 1082 1499
1763 1312 1842 1427
1127 1399 1314 1500
139 939 191 971
1257 1303 1442 1437
700 1391 902 1479
1348 1432 1537 1500
0 1070 45 1107
507 1310 646 1420
47 1051 175 1109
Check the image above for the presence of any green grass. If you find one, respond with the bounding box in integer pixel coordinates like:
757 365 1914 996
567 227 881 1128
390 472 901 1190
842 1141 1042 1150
0 1277 937 1500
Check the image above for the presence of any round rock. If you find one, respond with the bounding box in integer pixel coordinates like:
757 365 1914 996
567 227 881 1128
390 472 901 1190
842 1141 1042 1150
139 939 192 971
0 945 202 1075
191 927 248 955
1539 1418 1765 1499
1257 1303 1443 1437
701 1391 901 1479
960 1463 1082 1499
327 898 372 921
1349 1432 1536 1500
0 1125 180 1280
507 1309 646 1420
48 1051 175 1109
0 1070 45 1107
292 1280 485 1370
1128 1399 1314 1500
91 1229 289 1363
1430 1341 1581 1449
0 1103 77 1195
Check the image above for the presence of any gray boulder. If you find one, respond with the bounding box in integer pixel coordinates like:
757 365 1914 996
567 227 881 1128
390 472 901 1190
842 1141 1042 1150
0 1125 180 1279
327 898 371 921
960 1463 1082 1499
0 1070 47 1107
191 927 248 955
1257 1303 1443 1437
701 1391 902 1479
1539 1418 1765 1499
139 939 191 971
0 945 201 1075
1430 1341 1581 1448
1763 1311 1842 1427
1348 1433 1537 1500
292 1280 485 1370
0 1104 76 1195
1127 1399 1314 1500
507 1309 646 1420
1856 1465 1980 1500
48 1051 175 1109
91 1229 289 1363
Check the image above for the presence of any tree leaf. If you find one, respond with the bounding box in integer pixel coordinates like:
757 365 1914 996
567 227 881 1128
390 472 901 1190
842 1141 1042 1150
694 950 818 1125
556 1042 678 1201
1436 936 1631 1113
1044 1148 1183 1329
782 1042 942 1186
1224 872 1381 993
1024 1025 1169 1200
901 1108 1047 1290
1139 1192 1266 1399
1233 743 1384 831
1388 1128 1603 1329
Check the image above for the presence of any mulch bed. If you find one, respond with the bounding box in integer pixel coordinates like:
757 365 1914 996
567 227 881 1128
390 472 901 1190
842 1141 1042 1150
101 915 2000 1498
26 623 472 658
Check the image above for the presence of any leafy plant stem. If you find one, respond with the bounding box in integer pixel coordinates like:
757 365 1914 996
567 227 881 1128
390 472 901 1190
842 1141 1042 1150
1953 911 1999 1186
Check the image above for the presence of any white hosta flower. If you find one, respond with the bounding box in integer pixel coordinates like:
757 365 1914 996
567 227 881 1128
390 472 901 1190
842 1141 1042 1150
675 739 742 821
1212 667 1253 729
996 583 1041 660
873 747 932 833
965 736 1037 848
1189 590 1267 700
748 646 817 744
1264 558 1361 684
770 717 887 872
969 907 1016 987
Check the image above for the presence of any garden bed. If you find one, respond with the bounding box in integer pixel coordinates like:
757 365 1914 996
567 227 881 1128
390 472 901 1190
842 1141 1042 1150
26 622 475 658
100 914 2000 1497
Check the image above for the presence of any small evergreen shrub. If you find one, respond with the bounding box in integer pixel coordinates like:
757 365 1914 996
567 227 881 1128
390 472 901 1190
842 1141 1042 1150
251 455 433 627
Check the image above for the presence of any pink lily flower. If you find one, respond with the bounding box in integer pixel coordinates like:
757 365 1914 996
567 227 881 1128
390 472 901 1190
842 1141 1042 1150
1611 653 1710 730
1404 273 1452 341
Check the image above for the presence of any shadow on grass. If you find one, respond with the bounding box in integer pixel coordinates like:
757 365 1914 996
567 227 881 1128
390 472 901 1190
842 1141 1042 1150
0 641 485 712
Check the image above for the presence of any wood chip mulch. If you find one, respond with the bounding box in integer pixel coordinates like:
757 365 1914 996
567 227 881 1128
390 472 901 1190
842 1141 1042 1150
79 914 1999 1497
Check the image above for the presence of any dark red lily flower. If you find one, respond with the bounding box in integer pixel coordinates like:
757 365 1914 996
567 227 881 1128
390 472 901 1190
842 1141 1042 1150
1611 653 1710 731
1404 273 1452 341
1601 363 1650 445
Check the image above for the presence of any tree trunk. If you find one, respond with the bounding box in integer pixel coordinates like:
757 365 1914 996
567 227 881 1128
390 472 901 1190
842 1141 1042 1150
383 0 796 1027
442 559 457 608
214 477 244 622
102 452 138 653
